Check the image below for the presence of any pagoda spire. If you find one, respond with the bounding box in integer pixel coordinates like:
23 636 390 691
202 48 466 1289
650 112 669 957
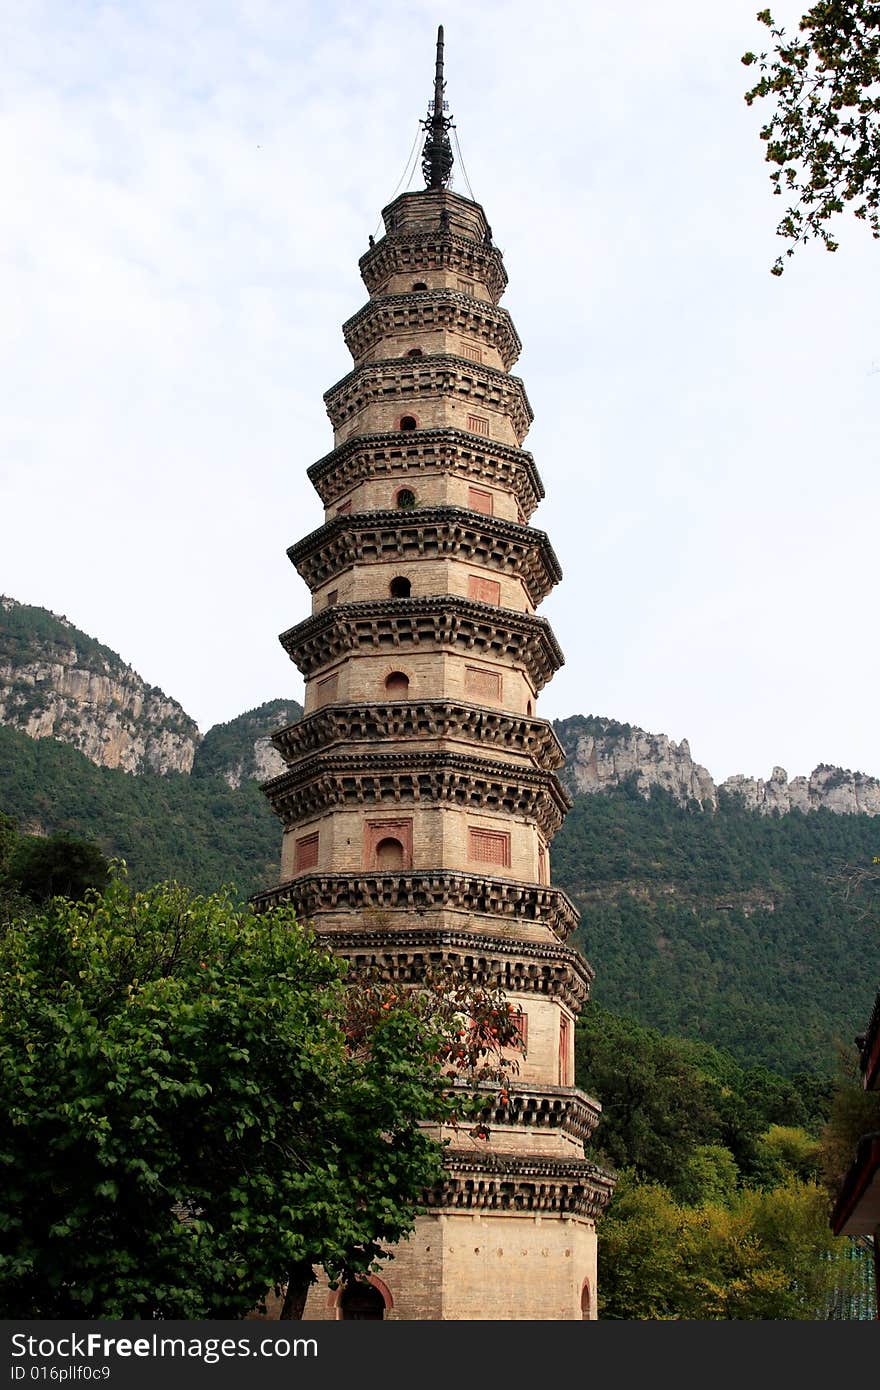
421 24 454 189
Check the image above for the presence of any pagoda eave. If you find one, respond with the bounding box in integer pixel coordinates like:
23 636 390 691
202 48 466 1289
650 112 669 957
307 925 594 1010
269 701 566 771
323 355 534 443
343 290 522 369
429 1150 616 1221
260 748 572 836
287 505 562 606
278 596 565 689
306 428 545 516
252 870 581 941
359 229 508 304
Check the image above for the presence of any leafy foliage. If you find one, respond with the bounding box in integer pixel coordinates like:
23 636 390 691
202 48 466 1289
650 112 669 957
598 1172 842 1319
0 875 521 1319
0 812 109 919
7 833 109 904
576 1004 832 1195
579 1007 869 1319
0 725 279 898
743 3 880 272
819 1045 880 1194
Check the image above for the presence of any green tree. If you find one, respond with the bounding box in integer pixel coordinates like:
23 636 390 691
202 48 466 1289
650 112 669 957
743 3 880 273
676 1144 740 1207
757 1124 822 1182
0 815 30 928
599 1172 843 1319
820 1043 880 1195
0 875 519 1319
575 1007 725 1191
0 813 17 877
8 832 109 903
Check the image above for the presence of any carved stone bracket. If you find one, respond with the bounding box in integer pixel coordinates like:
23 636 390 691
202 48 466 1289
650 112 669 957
270 701 565 771
428 1151 616 1219
252 870 581 941
476 1085 602 1146
279 595 564 689
306 427 544 516
288 506 562 607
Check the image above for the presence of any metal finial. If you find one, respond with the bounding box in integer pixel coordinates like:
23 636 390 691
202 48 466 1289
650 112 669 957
421 25 454 190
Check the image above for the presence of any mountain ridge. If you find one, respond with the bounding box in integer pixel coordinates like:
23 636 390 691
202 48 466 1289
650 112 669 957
3 597 878 815
1 601 878 1076
554 714 880 818
0 597 300 787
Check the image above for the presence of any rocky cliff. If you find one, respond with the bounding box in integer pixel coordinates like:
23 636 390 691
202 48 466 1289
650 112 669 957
722 764 880 816
191 699 303 788
0 597 199 775
555 715 719 809
4 595 876 815
555 714 880 818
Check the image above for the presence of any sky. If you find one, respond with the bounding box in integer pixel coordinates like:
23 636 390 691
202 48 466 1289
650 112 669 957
2 0 878 786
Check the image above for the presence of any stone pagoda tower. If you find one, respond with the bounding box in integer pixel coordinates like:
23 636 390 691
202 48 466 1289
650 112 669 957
255 28 614 1320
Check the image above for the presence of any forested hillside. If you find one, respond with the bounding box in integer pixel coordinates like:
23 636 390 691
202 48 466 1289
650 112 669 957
2 716 879 1076
555 781 880 1074
0 725 279 897
191 699 302 786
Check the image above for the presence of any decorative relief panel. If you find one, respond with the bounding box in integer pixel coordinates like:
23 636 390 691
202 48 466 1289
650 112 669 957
294 832 319 872
469 826 511 867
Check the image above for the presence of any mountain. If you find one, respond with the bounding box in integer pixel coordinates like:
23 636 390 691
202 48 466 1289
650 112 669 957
1 600 879 1076
554 781 880 1074
555 714 880 817
0 722 279 897
0 597 199 776
192 700 302 787
0 598 302 788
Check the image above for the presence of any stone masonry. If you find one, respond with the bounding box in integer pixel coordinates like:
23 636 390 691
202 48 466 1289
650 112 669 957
255 36 614 1319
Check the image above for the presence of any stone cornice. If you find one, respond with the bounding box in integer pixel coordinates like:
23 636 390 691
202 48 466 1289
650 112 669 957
251 870 581 941
478 1085 601 1147
310 927 594 1010
431 1150 615 1219
323 356 533 445
343 291 521 370
261 748 571 837
380 189 493 239
279 596 565 690
270 701 565 772
359 232 508 303
306 428 544 517
287 507 562 607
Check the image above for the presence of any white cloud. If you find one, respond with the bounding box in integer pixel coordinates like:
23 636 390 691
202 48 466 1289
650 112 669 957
2 0 878 784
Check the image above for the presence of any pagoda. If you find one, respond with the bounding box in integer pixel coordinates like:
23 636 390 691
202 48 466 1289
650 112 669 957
254 27 614 1320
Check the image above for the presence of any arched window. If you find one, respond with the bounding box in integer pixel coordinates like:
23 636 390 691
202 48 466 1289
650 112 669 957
384 671 410 696
340 1282 386 1320
526 700 533 717
395 488 416 509
580 1280 592 1320
389 576 411 598
375 837 405 871
399 415 417 431
406 347 424 357
412 281 428 291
